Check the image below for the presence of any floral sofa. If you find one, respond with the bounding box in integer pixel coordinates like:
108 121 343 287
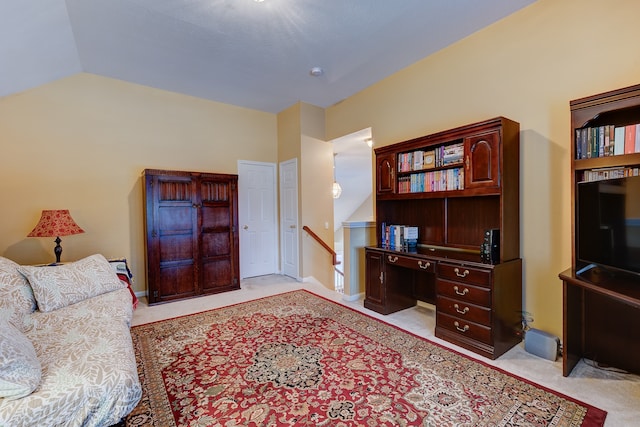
0 254 142 427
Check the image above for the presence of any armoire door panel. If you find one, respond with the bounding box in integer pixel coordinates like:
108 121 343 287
201 206 231 228
202 233 231 257
201 180 230 202
159 206 194 230
158 262 197 298
159 235 194 261
202 260 232 290
158 180 193 201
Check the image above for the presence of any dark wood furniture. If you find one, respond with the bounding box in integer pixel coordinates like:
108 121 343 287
559 268 640 376
560 84 640 376
365 117 522 359
143 169 240 305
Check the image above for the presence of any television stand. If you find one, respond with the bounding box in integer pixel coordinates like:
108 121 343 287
559 267 640 376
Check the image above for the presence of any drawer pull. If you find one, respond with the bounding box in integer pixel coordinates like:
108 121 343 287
454 268 470 278
387 255 398 263
454 304 469 315
453 286 469 296
454 321 469 332
418 260 431 270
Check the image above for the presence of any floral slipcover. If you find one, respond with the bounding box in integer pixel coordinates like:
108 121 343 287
0 285 142 426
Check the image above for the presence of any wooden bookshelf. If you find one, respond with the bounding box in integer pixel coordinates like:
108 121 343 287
561 84 640 376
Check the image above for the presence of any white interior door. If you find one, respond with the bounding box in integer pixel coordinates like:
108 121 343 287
280 158 299 280
238 161 277 279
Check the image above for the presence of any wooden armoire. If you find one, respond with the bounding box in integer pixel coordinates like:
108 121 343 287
143 169 240 305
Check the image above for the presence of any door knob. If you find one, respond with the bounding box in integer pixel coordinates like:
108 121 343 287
243 225 248 230
289 225 296 229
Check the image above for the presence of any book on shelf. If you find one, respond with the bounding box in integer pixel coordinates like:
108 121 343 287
423 150 435 169
577 123 640 159
625 125 636 154
412 151 424 171
614 126 625 155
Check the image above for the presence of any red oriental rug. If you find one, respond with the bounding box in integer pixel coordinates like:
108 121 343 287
125 290 606 427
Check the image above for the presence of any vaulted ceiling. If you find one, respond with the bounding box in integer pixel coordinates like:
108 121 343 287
1 0 536 114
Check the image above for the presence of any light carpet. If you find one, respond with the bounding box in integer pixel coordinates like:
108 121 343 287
125 290 606 426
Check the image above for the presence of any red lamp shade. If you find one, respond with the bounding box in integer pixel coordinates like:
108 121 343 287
28 210 85 264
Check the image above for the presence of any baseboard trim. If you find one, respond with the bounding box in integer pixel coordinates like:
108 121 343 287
341 292 363 302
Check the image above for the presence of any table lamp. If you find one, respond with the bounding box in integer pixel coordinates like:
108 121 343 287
27 210 85 264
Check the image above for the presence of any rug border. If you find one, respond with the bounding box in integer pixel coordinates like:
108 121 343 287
130 288 607 426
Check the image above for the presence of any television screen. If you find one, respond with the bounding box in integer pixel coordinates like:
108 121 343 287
577 175 640 276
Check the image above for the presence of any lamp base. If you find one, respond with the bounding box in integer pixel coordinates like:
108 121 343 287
54 236 62 264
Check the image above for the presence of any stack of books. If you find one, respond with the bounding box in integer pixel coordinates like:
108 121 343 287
381 223 418 250
440 142 464 167
582 166 640 182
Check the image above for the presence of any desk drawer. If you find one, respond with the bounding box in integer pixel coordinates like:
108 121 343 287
437 295 491 326
385 253 435 273
437 279 491 307
438 263 491 287
437 312 492 345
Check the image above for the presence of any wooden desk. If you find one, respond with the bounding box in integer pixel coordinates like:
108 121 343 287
559 267 640 376
366 246 522 359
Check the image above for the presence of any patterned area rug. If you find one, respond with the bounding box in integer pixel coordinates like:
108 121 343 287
125 290 606 427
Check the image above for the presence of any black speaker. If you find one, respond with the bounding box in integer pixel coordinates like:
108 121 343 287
480 228 500 264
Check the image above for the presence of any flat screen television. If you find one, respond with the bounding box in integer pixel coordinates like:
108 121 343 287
577 175 640 277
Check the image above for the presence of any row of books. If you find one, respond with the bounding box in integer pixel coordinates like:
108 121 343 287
581 166 640 182
380 223 418 250
398 142 464 172
575 124 640 159
398 168 464 193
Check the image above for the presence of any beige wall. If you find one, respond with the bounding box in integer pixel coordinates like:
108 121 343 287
0 73 277 293
299 104 335 287
276 102 335 287
326 0 640 337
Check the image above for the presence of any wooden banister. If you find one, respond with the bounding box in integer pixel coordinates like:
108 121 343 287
302 225 340 266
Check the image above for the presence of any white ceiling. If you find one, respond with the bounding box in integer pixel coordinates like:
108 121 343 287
1 0 536 114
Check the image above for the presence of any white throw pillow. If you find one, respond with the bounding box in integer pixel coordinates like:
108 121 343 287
0 319 42 399
18 254 127 313
0 256 37 329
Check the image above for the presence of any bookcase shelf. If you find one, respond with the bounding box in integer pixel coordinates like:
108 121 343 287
574 152 640 170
